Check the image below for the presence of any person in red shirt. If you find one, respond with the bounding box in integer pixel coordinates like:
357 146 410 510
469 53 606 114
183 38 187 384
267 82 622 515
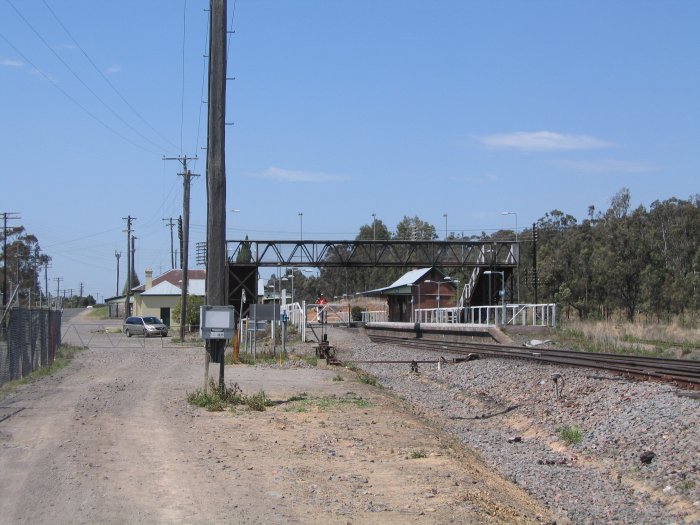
315 293 328 323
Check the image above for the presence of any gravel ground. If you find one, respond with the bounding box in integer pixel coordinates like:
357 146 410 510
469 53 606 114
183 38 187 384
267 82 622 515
327 326 700 525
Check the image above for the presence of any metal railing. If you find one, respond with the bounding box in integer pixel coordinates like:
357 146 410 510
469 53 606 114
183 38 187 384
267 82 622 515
413 303 556 327
361 310 388 323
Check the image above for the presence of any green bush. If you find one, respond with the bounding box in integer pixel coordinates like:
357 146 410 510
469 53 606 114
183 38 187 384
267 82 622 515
351 306 363 322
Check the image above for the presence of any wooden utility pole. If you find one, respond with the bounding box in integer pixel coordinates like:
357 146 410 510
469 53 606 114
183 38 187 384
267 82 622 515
206 0 228 390
163 156 199 339
53 277 63 309
162 218 177 269
122 216 135 317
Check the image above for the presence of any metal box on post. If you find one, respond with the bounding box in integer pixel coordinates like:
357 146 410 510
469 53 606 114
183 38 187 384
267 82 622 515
200 305 237 340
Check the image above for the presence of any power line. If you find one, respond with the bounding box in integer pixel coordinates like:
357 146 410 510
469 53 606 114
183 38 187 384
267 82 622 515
193 10 210 172
180 0 188 156
6 0 165 155
0 30 160 155
40 0 179 153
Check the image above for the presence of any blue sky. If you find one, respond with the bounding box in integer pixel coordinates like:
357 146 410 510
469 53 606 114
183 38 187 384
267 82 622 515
1 1 698 301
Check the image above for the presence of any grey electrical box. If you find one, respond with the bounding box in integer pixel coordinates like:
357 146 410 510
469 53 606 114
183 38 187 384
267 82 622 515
200 305 237 340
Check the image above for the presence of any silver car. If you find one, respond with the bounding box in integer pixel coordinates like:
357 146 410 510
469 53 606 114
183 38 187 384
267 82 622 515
123 316 168 337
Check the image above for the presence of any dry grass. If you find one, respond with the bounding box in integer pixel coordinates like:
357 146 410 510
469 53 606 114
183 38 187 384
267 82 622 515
558 319 700 359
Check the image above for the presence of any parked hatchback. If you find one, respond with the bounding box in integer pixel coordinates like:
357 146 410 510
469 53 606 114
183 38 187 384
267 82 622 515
123 316 168 337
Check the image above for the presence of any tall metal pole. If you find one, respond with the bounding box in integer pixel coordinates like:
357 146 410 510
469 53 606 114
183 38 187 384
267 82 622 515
115 250 121 296
206 0 228 389
163 218 176 269
443 213 448 240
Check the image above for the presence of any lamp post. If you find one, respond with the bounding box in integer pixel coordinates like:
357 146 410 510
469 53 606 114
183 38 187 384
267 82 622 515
371 213 376 241
484 270 506 325
282 271 295 304
410 283 422 322
424 277 457 311
298 212 303 265
501 211 519 303
443 213 448 240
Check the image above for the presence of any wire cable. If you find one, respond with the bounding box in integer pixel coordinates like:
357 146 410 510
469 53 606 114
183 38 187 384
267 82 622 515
0 30 159 155
6 0 164 155
40 0 180 154
192 8 210 173
180 0 187 156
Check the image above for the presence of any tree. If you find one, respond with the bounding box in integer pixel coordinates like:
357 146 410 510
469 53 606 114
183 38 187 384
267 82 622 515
122 268 141 295
1 225 51 306
236 235 253 263
394 216 437 240
173 295 205 328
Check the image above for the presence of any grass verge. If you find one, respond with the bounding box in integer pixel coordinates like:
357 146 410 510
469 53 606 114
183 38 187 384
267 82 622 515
556 320 700 360
86 306 109 320
0 344 85 397
226 352 317 367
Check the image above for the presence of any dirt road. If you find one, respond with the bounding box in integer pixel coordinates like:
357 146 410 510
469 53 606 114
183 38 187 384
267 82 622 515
0 312 550 524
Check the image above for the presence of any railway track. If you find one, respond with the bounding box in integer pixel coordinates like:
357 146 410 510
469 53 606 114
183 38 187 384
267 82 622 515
366 334 700 387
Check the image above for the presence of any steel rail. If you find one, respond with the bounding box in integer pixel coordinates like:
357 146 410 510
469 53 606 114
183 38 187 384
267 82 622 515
367 334 700 386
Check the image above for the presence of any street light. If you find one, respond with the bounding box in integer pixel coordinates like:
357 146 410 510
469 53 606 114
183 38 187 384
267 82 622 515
298 212 303 265
282 271 295 304
410 282 422 322
424 277 458 311
371 213 376 241
501 211 519 303
443 213 448 240
484 270 506 325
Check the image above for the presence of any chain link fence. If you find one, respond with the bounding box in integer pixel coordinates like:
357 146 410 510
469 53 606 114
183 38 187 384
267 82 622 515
0 308 62 389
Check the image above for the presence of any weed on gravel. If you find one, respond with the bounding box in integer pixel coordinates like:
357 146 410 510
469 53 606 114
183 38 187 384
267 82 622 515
282 394 370 413
556 425 583 445
343 364 381 387
187 380 272 412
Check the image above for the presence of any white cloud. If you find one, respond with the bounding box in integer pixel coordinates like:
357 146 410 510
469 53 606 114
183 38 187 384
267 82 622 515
478 131 614 152
551 159 655 174
106 65 121 74
1 58 24 67
250 166 348 182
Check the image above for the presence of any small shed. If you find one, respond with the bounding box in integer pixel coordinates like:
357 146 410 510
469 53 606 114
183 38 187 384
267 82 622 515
365 267 457 322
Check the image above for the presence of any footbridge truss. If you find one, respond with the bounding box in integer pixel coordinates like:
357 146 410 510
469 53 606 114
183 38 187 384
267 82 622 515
197 239 519 268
